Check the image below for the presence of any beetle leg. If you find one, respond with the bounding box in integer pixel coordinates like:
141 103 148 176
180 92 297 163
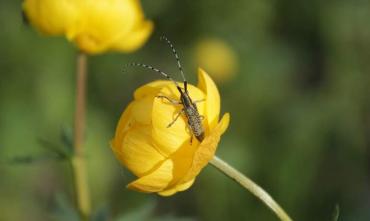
167 109 184 128
193 98 205 104
156 95 182 105
184 125 194 145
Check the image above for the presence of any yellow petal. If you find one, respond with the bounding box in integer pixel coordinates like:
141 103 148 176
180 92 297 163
151 84 205 156
160 139 199 196
23 0 80 35
156 113 229 196
112 125 166 177
158 179 195 196
23 0 153 54
197 68 220 130
72 0 141 53
127 159 173 193
181 113 230 183
112 101 134 146
131 96 153 125
134 81 171 100
64 0 152 54
164 137 199 189
112 20 154 52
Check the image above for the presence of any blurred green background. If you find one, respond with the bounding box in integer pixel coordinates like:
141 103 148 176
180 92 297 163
1 0 370 220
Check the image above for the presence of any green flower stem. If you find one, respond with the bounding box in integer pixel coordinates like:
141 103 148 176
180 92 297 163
71 52 91 220
71 155 90 219
210 156 293 221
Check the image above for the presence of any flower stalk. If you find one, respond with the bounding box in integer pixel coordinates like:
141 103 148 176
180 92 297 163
209 156 293 221
71 52 91 220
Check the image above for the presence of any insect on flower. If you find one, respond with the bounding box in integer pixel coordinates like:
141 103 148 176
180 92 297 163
114 42 230 195
126 36 205 142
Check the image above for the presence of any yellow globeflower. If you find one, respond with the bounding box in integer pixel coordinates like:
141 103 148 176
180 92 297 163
111 69 230 196
194 38 238 83
23 0 153 54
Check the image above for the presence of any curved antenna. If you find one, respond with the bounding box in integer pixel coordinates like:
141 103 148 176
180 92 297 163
124 62 180 87
160 36 186 83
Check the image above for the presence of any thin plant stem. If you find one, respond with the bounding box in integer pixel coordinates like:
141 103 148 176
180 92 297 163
209 156 293 221
71 52 91 220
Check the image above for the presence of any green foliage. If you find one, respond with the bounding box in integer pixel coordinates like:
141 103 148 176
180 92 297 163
115 201 155 221
5 127 74 165
90 205 110 221
115 201 195 221
51 194 80 221
332 204 340 221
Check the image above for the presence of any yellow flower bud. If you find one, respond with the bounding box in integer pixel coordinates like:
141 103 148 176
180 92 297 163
111 69 230 196
23 0 153 54
194 38 238 83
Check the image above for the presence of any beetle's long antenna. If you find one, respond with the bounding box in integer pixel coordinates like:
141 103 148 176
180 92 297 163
160 36 186 83
124 62 180 87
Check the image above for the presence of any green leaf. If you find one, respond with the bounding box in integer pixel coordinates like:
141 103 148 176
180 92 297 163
149 215 195 221
6 152 65 165
51 194 80 221
60 126 74 155
332 204 340 221
90 205 110 221
114 201 195 221
2 127 75 165
115 201 155 221
38 138 69 159
7 155 41 164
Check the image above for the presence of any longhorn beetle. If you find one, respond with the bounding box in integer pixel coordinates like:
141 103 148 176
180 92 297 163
125 36 205 142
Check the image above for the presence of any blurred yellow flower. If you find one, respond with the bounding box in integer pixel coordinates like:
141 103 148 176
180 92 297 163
194 38 238 83
23 0 153 54
111 69 230 196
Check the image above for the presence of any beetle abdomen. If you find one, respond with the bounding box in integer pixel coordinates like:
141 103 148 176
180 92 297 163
185 107 204 142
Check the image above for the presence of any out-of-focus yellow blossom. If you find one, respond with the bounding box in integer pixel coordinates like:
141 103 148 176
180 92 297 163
111 69 230 196
22 0 153 54
194 38 238 83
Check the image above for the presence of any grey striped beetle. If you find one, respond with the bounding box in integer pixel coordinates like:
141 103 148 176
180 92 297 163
126 36 205 142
